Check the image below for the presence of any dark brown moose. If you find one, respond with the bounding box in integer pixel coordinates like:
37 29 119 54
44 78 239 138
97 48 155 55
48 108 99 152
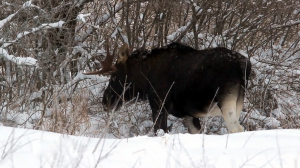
85 42 251 134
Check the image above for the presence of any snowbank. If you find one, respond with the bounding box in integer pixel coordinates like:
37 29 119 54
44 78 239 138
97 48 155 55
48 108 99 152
0 126 300 168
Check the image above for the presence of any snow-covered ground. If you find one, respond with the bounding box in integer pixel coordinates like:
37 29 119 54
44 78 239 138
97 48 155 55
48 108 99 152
0 126 299 168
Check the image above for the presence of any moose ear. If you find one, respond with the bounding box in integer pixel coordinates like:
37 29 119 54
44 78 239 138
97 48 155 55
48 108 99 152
117 43 129 63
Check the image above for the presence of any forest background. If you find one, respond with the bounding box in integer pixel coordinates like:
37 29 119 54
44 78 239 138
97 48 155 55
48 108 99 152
1 0 300 137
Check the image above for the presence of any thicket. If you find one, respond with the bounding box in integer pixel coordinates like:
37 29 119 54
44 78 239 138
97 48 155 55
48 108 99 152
1 0 300 137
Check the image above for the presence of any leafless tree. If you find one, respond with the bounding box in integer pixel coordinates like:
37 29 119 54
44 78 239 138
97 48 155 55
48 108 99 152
1 0 300 135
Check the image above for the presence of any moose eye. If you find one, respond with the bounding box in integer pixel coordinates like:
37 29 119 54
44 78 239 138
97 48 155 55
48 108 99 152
112 76 116 81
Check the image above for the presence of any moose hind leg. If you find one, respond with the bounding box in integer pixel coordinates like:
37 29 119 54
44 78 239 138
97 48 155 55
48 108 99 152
236 86 245 121
185 116 201 134
220 93 244 133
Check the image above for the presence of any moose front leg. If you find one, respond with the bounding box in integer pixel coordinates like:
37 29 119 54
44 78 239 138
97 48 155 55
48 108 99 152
148 95 170 134
152 108 168 134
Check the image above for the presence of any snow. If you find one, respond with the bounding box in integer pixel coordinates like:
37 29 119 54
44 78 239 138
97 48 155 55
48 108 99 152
0 1 41 29
0 48 38 66
0 12 17 29
40 21 65 29
74 2 123 43
2 20 65 48
0 126 300 168
22 1 32 8
76 13 91 23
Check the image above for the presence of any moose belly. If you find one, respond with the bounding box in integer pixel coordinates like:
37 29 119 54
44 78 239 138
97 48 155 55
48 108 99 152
189 102 222 118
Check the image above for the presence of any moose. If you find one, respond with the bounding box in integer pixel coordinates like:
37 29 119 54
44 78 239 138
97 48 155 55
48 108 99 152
85 42 251 134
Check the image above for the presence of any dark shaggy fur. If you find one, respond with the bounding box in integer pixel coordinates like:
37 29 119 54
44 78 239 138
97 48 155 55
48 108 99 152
103 42 251 134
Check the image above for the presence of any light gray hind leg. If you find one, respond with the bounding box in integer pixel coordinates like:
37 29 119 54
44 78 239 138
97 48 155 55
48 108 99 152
236 86 245 123
220 87 244 133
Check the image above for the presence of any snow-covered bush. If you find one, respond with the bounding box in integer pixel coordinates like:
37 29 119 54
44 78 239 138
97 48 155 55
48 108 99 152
1 0 300 137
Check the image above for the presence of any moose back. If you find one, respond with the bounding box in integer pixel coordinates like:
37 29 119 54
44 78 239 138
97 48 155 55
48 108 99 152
86 42 251 134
